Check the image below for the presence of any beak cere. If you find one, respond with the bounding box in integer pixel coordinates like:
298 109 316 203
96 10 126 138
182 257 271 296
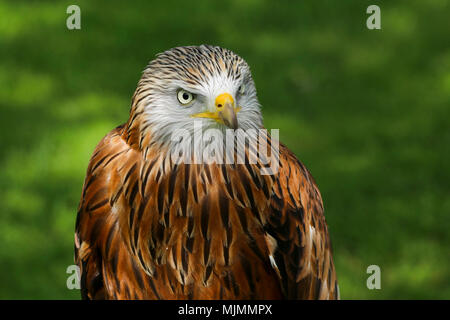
215 93 238 129
190 92 241 129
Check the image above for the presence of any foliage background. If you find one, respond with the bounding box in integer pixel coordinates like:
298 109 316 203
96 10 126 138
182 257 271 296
0 0 448 299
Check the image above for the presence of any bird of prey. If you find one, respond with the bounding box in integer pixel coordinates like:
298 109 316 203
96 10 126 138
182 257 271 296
75 45 339 300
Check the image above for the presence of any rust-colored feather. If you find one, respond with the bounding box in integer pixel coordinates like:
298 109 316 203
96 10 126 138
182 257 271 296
75 125 338 299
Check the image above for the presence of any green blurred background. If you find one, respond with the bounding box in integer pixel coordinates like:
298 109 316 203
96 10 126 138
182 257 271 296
0 0 449 299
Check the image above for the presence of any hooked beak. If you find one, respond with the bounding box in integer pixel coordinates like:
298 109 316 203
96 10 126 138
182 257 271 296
191 93 240 129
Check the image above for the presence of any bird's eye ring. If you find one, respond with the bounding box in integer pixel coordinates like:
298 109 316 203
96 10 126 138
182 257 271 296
177 89 195 105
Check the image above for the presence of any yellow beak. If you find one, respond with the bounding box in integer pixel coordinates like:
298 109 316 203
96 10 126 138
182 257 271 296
191 93 240 129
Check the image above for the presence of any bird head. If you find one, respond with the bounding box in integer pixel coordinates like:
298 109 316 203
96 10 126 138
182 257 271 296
127 45 263 150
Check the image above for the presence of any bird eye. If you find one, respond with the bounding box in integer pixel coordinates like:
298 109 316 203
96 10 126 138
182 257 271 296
238 84 245 95
177 89 195 105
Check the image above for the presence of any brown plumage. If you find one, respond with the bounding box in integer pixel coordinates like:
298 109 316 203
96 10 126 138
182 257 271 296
75 45 338 299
